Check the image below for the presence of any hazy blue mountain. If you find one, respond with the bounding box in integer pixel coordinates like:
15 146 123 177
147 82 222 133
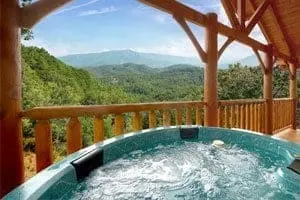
58 50 202 68
219 55 259 68
238 55 259 66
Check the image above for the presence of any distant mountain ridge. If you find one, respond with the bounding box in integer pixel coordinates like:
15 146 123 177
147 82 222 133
58 49 259 68
58 50 202 68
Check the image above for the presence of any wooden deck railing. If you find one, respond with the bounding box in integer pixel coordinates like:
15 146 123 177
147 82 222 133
21 98 294 172
21 101 206 172
273 98 293 132
218 99 266 132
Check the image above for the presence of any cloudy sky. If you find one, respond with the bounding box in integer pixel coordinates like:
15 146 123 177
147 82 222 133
23 0 267 63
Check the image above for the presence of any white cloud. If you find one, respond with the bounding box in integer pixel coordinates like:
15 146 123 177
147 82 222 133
22 38 109 56
55 0 100 15
79 6 119 16
133 38 199 58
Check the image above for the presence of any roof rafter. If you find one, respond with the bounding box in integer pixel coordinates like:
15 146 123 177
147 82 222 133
174 16 207 62
220 0 241 30
246 0 271 34
218 38 234 60
139 0 266 51
252 48 266 73
237 0 246 31
138 0 293 63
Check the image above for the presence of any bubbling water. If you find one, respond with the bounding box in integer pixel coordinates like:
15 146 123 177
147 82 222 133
68 141 299 200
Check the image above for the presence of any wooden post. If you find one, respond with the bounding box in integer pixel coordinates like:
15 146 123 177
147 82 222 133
67 117 82 154
94 115 104 142
204 13 218 127
289 62 297 129
264 45 273 134
0 0 24 196
35 120 52 172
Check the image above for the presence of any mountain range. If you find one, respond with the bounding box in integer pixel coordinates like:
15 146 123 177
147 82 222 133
58 50 259 68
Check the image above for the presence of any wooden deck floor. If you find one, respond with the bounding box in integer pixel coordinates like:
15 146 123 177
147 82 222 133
273 128 300 144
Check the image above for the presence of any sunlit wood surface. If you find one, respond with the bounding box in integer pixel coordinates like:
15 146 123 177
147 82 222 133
273 128 300 144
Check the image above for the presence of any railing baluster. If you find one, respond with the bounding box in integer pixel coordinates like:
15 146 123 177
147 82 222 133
246 104 250 130
133 112 141 131
230 105 235 128
237 104 241 128
218 105 223 127
250 103 254 131
163 109 171 126
196 106 202 125
114 114 124 135
262 103 265 133
186 107 192 125
149 110 156 128
67 117 82 155
35 120 52 172
254 103 258 131
241 104 245 129
94 115 104 143
224 106 229 128
279 101 282 129
176 108 182 126
258 104 261 132
272 102 275 131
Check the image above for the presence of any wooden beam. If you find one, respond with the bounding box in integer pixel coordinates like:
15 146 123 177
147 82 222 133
252 48 266 72
237 0 246 31
20 0 73 28
0 0 24 197
246 0 271 34
263 44 273 134
139 0 268 52
204 13 218 126
174 16 207 63
218 38 234 59
289 62 297 129
220 0 240 29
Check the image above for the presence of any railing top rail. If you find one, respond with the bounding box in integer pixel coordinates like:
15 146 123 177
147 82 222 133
21 101 206 120
273 98 293 101
219 99 265 105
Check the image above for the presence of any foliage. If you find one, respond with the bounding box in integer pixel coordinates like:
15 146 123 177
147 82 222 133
22 46 138 154
20 0 34 40
87 63 204 102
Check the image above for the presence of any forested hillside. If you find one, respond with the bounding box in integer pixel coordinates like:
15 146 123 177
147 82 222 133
87 64 204 101
87 63 290 101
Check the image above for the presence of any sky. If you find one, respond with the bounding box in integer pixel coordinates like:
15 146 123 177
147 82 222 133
23 0 267 64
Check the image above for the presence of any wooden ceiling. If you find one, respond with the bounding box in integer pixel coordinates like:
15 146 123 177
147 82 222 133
228 0 300 67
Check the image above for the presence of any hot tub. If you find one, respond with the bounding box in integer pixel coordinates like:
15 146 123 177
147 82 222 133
4 127 300 199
